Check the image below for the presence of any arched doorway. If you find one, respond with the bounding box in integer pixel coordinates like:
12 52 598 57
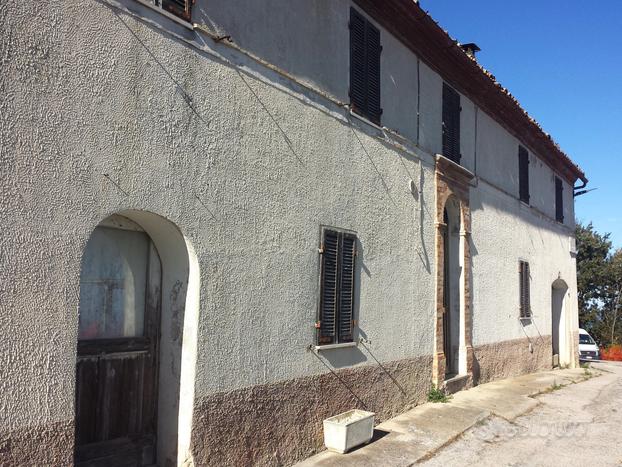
433 154 474 389
551 279 568 368
75 215 161 465
75 212 200 466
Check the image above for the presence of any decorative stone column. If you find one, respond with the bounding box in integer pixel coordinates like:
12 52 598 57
432 218 448 385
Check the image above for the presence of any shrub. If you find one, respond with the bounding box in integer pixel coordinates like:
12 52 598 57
601 344 622 361
427 386 451 403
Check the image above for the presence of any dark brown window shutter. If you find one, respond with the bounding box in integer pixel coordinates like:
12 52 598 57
365 21 382 124
518 146 530 204
318 229 357 345
442 83 461 164
319 230 339 344
555 177 564 223
338 234 356 343
162 0 193 21
349 8 382 125
519 261 531 318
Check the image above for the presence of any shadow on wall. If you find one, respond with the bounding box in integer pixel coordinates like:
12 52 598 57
417 161 431 273
321 347 368 368
469 184 571 252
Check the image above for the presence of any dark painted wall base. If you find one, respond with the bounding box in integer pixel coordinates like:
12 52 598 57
0 420 73 467
0 337 553 467
473 336 553 385
190 354 433 466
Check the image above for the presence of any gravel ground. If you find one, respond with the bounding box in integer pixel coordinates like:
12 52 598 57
422 361 622 467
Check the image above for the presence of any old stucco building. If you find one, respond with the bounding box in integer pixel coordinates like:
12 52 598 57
0 0 587 466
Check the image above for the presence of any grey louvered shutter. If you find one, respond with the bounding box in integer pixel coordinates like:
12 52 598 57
365 20 382 124
338 233 356 343
519 261 531 318
524 262 531 317
518 146 530 203
349 8 382 125
442 83 461 164
555 177 564 223
319 230 339 344
349 8 367 119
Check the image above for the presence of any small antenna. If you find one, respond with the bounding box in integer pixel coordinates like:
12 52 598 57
574 187 598 198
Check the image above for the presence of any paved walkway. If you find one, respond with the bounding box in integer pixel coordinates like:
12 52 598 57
422 361 622 466
297 363 615 466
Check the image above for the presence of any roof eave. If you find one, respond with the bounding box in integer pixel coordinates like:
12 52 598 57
352 0 587 186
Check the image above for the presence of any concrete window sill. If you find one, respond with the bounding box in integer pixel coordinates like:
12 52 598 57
314 342 358 351
348 109 385 133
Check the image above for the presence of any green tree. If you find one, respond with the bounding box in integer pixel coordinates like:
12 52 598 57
602 249 622 345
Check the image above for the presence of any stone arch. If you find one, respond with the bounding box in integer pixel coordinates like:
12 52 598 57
75 210 200 466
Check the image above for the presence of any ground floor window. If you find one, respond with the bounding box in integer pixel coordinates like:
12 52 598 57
317 228 357 345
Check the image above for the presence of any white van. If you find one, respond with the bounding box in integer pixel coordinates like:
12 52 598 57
578 328 600 361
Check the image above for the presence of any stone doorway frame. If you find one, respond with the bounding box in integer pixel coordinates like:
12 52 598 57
433 155 475 390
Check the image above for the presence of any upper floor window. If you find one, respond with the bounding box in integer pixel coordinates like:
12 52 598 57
442 83 461 164
317 228 357 346
349 8 382 125
518 145 530 204
555 177 564 223
151 0 193 22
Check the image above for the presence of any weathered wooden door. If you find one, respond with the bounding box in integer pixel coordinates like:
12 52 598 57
75 225 161 466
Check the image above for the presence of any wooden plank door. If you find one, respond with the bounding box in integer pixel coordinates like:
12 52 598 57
442 209 454 377
75 226 161 467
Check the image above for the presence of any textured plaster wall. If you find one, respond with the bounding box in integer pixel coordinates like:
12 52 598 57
459 93 477 174
474 336 553 385
475 110 522 197
473 109 575 224
417 61 443 156
194 0 350 103
191 355 433 466
0 0 437 434
197 0 578 222
470 181 578 356
0 0 581 462
377 17 419 142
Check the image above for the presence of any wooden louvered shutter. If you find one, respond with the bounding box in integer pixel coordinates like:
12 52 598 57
349 8 382 125
318 229 357 345
524 262 531 317
349 8 367 119
319 230 339 344
162 0 193 21
442 83 461 164
518 146 530 204
519 261 531 318
555 177 564 223
338 233 356 343
365 20 382 124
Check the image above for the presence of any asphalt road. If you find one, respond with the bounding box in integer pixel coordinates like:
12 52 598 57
422 361 622 467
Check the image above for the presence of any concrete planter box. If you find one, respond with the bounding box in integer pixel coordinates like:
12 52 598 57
323 409 375 453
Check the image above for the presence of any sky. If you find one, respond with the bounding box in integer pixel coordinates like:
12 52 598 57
422 0 622 249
